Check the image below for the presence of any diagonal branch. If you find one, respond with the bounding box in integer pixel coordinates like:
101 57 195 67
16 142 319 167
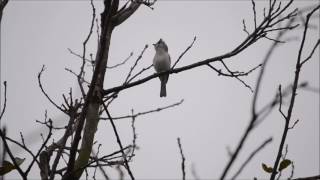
231 137 273 179
0 0 9 22
112 0 157 26
172 36 197 69
101 102 135 180
112 1 141 27
220 2 300 179
270 5 320 180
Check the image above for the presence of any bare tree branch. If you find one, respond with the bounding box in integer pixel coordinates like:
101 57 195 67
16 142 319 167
177 137 186 180
107 52 133 69
38 66 67 114
102 102 134 180
124 45 148 83
100 99 183 121
0 0 9 22
0 81 7 121
220 1 298 178
172 36 197 69
104 1 298 96
78 0 96 99
292 175 320 180
270 5 320 180
112 0 157 26
0 81 26 179
231 137 273 179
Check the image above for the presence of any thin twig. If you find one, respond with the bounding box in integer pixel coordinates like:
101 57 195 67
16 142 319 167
38 65 66 114
300 39 320 66
242 19 250 36
48 111 78 180
288 119 299 129
172 36 197 69
251 0 257 29
104 2 297 96
278 85 288 120
25 120 53 175
67 48 92 64
0 81 7 121
127 109 137 162
231 137 273 179
4 135 39 166
127 64 153 83
108 52 133 69
177 137 186 180
101 99 184 120
92 145 110 180
102 102 135 180
78 0 96 98
124 45 148 83
220 2 298 178
0 106 26 180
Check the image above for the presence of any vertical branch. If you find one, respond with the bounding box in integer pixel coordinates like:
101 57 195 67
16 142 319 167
0 82 26 179
177 137 186 180
0 0 8 114
219 3 298 178
78 0 96 98
251 0 257 29
270 6 320 180
0 127 6 180
64 2 102 178
64 0 150 178
48 118 73 179
0 81 7 121
220 17 283 180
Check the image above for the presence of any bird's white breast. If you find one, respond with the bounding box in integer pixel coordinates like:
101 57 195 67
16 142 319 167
153 51 171 72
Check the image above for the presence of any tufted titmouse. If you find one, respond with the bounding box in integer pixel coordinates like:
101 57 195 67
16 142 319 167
153 39 171 97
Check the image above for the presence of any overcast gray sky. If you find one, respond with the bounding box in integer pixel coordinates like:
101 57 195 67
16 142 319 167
1 1 319 179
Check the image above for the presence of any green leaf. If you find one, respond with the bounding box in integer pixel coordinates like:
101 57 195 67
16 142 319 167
14 157 25 167
262 163 274 173
0 157 25 175
279 159 291 171
0 161 15 175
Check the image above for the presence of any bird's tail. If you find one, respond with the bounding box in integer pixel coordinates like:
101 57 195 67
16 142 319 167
160 81 167 97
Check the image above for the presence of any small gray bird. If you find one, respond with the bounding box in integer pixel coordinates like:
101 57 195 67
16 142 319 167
153 39 171 97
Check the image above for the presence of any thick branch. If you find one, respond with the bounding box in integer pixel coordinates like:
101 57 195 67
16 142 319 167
112 2 141 26
0 0 9 22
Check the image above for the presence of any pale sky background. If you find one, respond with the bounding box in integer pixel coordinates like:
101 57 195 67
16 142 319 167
0 0 319 179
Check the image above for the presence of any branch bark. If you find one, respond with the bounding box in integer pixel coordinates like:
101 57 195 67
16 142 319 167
270 5 320 180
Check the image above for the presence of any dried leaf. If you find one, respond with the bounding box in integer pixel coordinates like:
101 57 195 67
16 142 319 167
262 163 274 173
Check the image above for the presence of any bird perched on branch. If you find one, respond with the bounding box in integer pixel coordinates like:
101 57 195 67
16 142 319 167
153 39 171 97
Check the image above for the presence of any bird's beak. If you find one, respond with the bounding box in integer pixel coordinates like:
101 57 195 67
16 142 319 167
152 43 156 46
